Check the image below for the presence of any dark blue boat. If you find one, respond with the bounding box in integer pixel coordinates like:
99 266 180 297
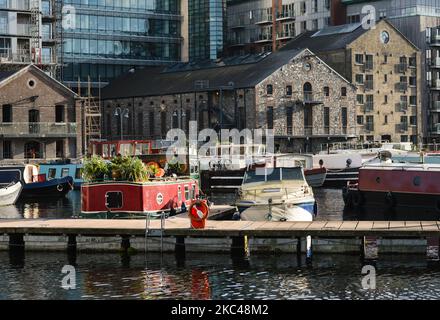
0 165 73 199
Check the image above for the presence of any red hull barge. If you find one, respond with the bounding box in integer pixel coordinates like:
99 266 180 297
343 163 440 210
81 178 200 218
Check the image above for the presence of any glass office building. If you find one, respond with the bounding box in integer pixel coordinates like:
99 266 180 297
188 0 226 61
61 0 183 87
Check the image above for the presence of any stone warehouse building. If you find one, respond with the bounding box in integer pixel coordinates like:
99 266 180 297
0 65 82 162
282 19 422 144
101 48 357 153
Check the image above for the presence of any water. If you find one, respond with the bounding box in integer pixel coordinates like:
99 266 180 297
1 251 440 299
1 188 439 220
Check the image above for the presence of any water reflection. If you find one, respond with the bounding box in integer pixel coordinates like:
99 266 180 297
1 251 439 299
1 189 439 221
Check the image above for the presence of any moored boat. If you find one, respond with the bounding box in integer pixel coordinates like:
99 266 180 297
0 165 73 199
343 162 440 211
235 166 316 222
38 162 83 189
0 181 22 206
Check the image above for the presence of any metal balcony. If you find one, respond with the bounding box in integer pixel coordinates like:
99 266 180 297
398 63 408 73
255 15 272 25
364 123 374 132
398 82 408 92
397 101 408 112
0 50 31 63
276 11 295 21
363 61 373 71
431 79 440 90
0 122 77 138
431 57 440 68
16 24 31 36
277 31 294 40
254 33 272 43
363 102 374 112
364 80 374 91
432 100 440 112
397 123 408 132
430 34 440 46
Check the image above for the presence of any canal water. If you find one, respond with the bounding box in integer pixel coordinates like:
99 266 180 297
1 188 438 221
1 251 440 299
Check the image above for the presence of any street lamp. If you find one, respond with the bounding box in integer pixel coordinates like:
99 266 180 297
114 107 129 140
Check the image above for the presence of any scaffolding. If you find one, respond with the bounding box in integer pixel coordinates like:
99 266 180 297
79 77 102 154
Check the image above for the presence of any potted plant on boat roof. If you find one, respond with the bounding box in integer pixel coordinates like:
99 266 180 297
119 156 149 182
82 155 109 182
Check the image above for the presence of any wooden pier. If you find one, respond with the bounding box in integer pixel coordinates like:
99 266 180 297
1 218 439 260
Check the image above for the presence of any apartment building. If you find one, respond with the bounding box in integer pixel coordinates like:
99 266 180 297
225 0 331 56
282 19 422 143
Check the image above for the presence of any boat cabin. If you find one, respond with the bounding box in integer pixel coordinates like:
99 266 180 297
89 140 154 159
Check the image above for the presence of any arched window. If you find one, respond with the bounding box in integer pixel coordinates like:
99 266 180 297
303 82 313 102
303 82 312 93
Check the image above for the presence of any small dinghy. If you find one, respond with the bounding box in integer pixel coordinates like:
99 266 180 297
0 181 22 206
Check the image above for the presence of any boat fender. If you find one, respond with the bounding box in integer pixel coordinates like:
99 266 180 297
57 184 64 192
232 211 241 220
351 191 363 207
313 202 318 216
385 192 396 208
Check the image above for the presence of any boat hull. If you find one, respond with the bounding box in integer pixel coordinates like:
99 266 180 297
0 182 22 206
81 179 200 218
21 176 74 198
323 167 359 187
304 167 327 187
238 201 315 222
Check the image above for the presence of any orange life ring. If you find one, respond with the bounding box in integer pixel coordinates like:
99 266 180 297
188 200 209 229
146 161 160 169
155 168 165 178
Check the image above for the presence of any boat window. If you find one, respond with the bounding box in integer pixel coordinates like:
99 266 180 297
105 191 123 209
102 144 110 158
178 186 182 202
281 168 305 181
48 168 56 179
119 143 133 156
110 144 117 157
184 185 189 200
75 168 82 179
190 184 196 199
61 168 69 178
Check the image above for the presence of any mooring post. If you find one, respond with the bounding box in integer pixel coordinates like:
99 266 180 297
296 237 302 255
121 235 130 252
306 235 313 264
427 236 440 261
231 236 247 257
175 236 186 259
9 233 25 251
362 236 378 260
67 234 77 252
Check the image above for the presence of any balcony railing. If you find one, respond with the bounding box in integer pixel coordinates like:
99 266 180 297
300 126 356 136
0 50 31 63
431 79 440 89
397 123 408 132
364 80 373 91
0 1 30 11
277 31 294 40
432 123 440 134
398 82 408 92
0 122 77 137
255 14 272 25
430 33 440 45
365 123 374 132
398 63 408 73
397 101 408 112
431 57 440 68
364 61 373 71
432 100 440 111
363 102 374 112
16 24 31 36
276 11 295 21
254 33 272 43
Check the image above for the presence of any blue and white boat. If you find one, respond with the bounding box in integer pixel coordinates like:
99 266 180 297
235 166 316 222
38 163 83 189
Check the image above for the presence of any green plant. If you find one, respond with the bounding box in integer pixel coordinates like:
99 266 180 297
82 155 109 182
119 156 149 182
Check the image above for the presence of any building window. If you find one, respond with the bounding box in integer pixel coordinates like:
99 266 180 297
365 54 374 69
410 96 417 106
409 76 417 87
384 95 388 104
355 74 364 84
355 54 363 64
341 87 347 97
342 107 347 130
56 140 64 158
55 105 65 122
324 107 330 134
266 84 273 95
286 85 292 96
161 111 167 138
357 115 364 125
384 115 388 124
365 75 374 90
383 54 388 64
410 135 417 144
149 111 155 137
266 106 273 129
384 74 387 83
323 86 329 96
410 116 417 126
3 140 11 159
286 106 293 135
2 104 12 123
137 112 143 137
409 57 416 68
172 111 179 128
401 135 408 142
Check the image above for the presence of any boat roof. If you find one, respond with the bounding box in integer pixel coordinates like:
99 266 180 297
362 163 440 171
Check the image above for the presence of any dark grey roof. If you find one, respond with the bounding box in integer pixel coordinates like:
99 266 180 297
281 22 368 53
101 49 303 100
0 70 18 83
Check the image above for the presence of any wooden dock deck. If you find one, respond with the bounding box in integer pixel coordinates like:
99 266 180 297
1 219 439 259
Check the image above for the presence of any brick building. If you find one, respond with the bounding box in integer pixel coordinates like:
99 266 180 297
282 19 422 144
101 48 356 153
0 64 82 162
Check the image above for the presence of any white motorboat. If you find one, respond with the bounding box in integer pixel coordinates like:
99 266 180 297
235 166 316 222
0 181 22 206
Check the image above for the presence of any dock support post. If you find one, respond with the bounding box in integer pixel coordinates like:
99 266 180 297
362 236 378 260
67 234 77 265
231 236 247 257
175 236 186 259
121 235 130 252
9 233 24 251
427 237 439 261
296 237 301 254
